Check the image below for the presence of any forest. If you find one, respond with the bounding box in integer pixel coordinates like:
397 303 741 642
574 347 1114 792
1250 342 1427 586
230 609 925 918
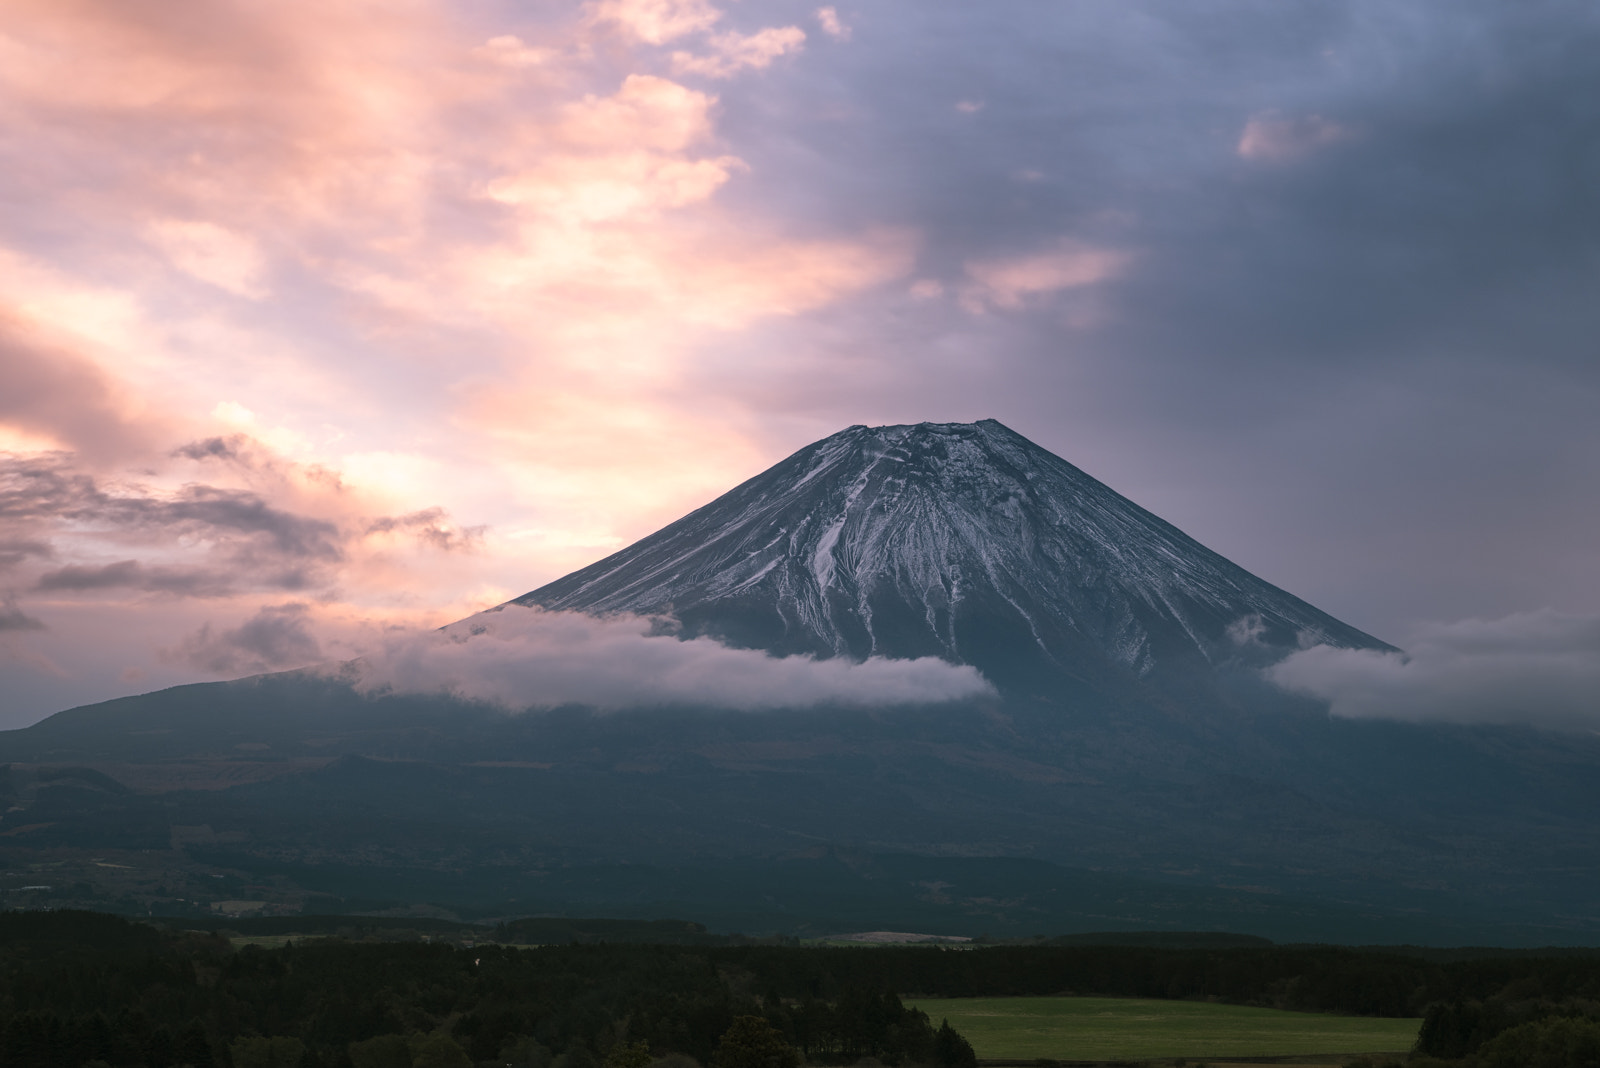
5 911 1600 1067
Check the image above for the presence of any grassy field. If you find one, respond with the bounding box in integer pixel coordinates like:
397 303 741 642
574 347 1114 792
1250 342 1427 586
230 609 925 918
907 997 1420 1061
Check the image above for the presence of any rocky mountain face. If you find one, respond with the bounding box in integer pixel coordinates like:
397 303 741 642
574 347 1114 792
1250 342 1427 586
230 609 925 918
521 419 1391 693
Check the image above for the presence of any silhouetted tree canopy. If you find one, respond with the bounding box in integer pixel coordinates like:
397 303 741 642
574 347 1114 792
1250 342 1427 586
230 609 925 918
5 910 1600 1067
712 1017 799 1068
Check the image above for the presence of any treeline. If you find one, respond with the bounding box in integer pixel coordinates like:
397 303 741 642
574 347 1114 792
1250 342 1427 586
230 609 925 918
714 942 1600 1019
0 912 972 1068
10 912 1600 1067
1414 997 1600 1063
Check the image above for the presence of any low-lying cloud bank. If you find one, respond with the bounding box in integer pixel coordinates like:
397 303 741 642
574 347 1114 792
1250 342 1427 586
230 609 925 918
348 606 995 712
1267 610 1600 730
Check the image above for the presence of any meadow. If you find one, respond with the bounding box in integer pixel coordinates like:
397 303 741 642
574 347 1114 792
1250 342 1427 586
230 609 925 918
906 997 1421 1062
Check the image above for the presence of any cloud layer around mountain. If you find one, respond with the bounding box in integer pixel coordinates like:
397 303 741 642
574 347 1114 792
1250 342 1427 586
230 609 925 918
1268 610 1600 730
349 605 996 711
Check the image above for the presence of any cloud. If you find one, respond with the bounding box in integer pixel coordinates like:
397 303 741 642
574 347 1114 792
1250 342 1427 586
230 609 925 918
672 27 806 79
1 447 484 610
350 605 996 712
961 241 1133 312
816 7 850 41
0 0 913 649
147 219 269 299
166 603 323 675
1237 112 1357 163
1226 614 1269 648
589 0 805 81
0 455 336 600
126 486 343 560
35 560 238 598
3 0 1598 732
587 0 722 44
172 436 252 464
0 595 45 633
365 508 486 552
474 35 555 69
0 310 160 464
0 540 51 573
1267 610 1600 730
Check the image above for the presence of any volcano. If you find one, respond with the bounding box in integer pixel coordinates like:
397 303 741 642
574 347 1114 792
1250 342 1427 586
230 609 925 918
519 419 1391 694
3 420 1599 943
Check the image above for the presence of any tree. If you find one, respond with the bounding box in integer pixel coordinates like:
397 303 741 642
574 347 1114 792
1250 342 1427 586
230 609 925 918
230 1036 307 1068
501 1036 552 1068
1480 1017 1600 1068
712 1017 799 1068
934 1021 976 1068
350 1034 413 1068
606 1039 654 1068
176 1023 217 1068
412 1033 473 1068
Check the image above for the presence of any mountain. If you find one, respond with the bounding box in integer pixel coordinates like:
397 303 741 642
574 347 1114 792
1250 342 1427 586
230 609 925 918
520 419 1392 694
2 420 1598 943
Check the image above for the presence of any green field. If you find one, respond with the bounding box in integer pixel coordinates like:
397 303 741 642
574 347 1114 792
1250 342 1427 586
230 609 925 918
907 997 1421 1061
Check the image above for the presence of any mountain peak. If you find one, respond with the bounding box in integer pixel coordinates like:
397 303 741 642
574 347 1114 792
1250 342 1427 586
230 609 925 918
518 420 1390 693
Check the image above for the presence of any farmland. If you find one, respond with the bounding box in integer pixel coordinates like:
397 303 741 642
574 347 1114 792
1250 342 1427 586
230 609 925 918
907 996 1421 1062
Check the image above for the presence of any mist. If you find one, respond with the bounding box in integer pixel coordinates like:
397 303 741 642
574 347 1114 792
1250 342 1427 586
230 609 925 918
348 604 996 711
1268 609 1600 730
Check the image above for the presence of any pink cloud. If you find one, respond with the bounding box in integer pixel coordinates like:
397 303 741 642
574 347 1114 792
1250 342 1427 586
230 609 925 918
816 8 850 41
586 0 722 45
672 26 807 79
1237 111 1357 162
0 0 919 722
962 240 1133 312
0 310 163 464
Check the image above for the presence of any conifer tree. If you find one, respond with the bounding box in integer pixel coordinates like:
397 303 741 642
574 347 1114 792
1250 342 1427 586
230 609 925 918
712 1016 800 1068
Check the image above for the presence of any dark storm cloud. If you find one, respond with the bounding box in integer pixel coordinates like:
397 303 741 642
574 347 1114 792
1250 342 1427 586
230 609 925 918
167 603 323 675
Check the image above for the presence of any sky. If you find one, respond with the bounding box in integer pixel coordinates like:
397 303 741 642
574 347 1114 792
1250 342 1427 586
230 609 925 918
2 0 1599 728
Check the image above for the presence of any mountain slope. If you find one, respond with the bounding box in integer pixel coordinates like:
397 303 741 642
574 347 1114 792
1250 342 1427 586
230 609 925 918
9 420 1600 941
521 419 1391 692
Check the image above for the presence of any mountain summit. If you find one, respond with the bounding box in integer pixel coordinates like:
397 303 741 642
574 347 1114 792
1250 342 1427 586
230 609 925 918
520 419 1391 692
